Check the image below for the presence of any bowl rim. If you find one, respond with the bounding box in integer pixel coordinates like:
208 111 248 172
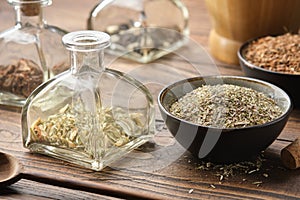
158 75 293 131
237 34 300 77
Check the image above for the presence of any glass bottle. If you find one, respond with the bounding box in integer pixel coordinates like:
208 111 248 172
21 30 155 171
87 0 189 63
0 0 69 108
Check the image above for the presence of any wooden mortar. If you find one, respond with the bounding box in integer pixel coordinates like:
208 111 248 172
205 0 300 65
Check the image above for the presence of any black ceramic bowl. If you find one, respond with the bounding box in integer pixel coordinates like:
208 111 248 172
158 76 292 163
238 36 300 108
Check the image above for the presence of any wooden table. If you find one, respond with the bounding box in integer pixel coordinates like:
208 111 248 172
0 0 299 199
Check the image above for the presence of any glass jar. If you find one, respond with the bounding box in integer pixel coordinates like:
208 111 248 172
87 0 189 63
21 30 155 171
0 0 69 108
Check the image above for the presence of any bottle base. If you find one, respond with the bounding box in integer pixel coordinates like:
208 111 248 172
25 136 152 171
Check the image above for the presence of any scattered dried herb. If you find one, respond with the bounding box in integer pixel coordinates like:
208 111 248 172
244 33 300 74
196 155 266 186
170 84 282 128
252 181 263 187
188 189 194 194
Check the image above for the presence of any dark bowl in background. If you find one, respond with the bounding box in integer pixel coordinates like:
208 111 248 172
238 36 300 108
158 76 292 163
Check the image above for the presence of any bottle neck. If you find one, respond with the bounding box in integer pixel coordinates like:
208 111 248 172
14 3 45 28
71 50 105 75
62 31 111 75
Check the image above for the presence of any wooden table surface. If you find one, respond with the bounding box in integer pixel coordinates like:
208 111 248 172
0 0 300 199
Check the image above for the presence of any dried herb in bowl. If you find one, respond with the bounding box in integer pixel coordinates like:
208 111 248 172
244 33 300 74
169 84 282 128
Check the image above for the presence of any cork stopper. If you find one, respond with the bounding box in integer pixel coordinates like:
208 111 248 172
8 0 51 16
21 1 40 16
281 138 300 169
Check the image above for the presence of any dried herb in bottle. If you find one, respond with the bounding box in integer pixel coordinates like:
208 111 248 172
22 31 155 171
0 0 68 107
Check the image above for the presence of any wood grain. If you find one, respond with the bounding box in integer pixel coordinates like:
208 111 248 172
0 108 300 199
0 0 299 199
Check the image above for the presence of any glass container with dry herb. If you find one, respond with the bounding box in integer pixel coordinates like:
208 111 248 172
21 30 155 171
0 0 69 107
87 0 189 63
